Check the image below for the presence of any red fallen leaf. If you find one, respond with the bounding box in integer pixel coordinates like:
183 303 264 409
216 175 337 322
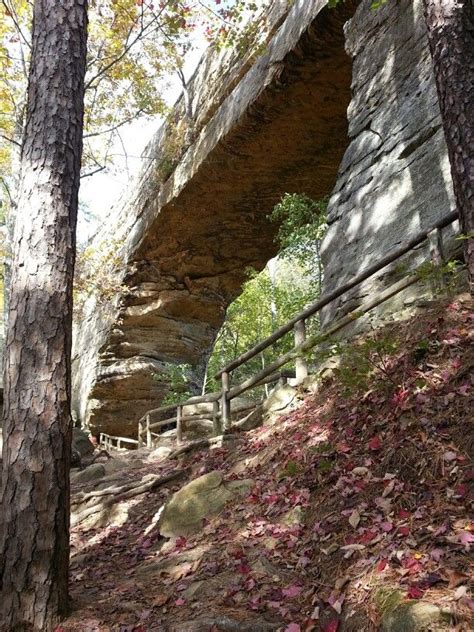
377 559 388 572
455 484 467 498
392 388 409 407
175 536 187 549
175 597 185 606
398 509 410 519
322 619 339 632
236 562 252 574
368 436 381 451
358 529 378 544
336 441 351 453
282 585 302 598
452 357 462 369
407 585 424 599
398 526 410 537
458 531 474 547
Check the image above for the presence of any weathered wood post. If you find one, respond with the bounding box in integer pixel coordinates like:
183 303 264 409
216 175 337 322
277 372 288 388
212 400 220 436
138 420 143 448
294 319 308 384
146 414 152 448
176 405 183 444
428 226 446 291
221 371 231 431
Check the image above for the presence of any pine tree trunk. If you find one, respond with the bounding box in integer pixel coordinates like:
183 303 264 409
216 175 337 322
423 0 474 291
0 1 88 630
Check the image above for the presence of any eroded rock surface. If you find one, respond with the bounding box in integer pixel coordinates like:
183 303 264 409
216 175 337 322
158 470 253 538
73 0 458 439
73 0 355 437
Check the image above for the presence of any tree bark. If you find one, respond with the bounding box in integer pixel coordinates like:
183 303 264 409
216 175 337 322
423 0 474 291
0 1 88 630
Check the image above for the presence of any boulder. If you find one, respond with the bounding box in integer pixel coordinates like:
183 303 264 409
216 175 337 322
159 470 253 538
233 404 263 431
72 427 95 457
382 601 452 631
263 383 297 417
71 463 106 485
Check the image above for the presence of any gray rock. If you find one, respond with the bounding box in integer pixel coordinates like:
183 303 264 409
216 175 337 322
71 463 106 485
159 470 253 538
233 404 263 431
71 0 359 438
72 427 94 457
382 602 452 632
263 383 297 416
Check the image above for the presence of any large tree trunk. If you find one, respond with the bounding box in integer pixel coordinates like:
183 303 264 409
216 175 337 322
0 1 88 630
423 0 474 291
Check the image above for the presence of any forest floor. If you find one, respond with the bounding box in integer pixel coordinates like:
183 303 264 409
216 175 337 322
62 293 473 632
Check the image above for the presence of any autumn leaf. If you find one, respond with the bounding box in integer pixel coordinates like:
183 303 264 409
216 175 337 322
282 584 302 598
368 436 381 451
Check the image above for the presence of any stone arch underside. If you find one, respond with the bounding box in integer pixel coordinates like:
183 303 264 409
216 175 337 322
74 0 458 439
73 2 357 437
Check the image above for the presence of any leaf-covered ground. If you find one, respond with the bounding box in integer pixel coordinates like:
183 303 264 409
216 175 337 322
63 294 473 632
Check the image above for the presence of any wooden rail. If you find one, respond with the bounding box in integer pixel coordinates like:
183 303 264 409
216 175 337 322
135 211 458 449
99 433 139 451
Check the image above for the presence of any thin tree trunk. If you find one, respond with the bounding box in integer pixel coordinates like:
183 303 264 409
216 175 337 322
0 1 88 630
423 0 474 291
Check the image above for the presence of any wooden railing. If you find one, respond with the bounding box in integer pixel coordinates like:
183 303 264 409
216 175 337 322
99 432 139 451
134 211 458 449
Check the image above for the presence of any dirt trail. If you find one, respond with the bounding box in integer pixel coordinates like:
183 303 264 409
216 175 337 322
63 295 473 632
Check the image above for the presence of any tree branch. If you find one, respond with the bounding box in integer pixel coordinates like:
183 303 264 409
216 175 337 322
83 109 144 139
0 133 21 148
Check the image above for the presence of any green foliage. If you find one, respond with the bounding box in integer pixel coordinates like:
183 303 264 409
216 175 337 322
279 459 302 479
270 193 327 291
206 262 317 394
205 193 328 396
153 363 194 406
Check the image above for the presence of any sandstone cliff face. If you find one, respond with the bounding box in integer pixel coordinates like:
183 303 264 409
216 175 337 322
320 0 458 324
73 0 457 439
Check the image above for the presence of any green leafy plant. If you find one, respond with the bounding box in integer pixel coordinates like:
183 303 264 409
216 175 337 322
153 363 193 407
270 193 328 292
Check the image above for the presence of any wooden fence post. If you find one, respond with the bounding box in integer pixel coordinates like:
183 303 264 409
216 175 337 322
294 319 308 384
138 421 143 448
146 414 152 448
212 400 220 436
428 227 446 292
176 406 183 444
221 371 231 431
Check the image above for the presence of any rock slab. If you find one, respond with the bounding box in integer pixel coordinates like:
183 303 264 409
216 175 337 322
159 470 253 538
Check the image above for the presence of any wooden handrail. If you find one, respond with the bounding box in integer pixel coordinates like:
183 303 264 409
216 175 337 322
214 211 458 379
138 368 295 424
137 211 458 448
226 272 420 399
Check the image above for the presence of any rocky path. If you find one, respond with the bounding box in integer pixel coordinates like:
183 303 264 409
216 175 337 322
62 295 473 632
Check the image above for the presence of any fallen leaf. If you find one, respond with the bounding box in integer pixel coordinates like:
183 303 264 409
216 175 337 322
407 585 424 599
282 585 302 599
349 510 361 529
454 586 468 601
368 436 381 451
